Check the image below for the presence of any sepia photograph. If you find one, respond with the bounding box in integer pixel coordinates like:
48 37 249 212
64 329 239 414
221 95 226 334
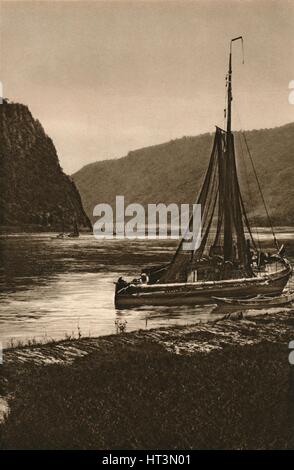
0 0 294 455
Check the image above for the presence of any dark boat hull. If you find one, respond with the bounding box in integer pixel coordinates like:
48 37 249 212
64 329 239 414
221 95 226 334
115 260 292 308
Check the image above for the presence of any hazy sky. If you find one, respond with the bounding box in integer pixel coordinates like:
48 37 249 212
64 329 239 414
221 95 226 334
1 0 294 173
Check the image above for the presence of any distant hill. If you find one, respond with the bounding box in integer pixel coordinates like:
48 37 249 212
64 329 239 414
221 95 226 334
73 122 294 227
0 99 91 232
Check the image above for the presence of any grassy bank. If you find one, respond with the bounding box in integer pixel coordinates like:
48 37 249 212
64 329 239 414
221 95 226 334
1 311 294 449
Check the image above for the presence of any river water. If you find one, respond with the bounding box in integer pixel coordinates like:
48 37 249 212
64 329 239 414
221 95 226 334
0 231 293 347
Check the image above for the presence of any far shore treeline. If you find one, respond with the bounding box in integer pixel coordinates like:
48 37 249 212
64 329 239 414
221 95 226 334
73 122 294 227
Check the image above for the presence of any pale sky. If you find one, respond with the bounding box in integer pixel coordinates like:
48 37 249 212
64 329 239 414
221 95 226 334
1 0 294 173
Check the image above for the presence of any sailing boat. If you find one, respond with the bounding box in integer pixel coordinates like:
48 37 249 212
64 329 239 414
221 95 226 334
115 37 292 308
68 218 80 238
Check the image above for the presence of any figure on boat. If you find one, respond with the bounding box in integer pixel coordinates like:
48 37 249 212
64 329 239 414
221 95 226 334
115 37 292 308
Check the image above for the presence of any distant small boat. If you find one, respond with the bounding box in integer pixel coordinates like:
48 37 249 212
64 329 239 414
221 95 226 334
67 219 79 238
212 290 294 308
51 219 80 239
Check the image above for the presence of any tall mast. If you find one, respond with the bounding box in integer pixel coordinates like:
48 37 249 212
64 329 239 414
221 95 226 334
226 46 232 134
226 36 243 136
223 36 245 266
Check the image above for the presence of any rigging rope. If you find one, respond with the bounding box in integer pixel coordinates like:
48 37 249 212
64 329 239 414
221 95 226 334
237 131 261 250
241 130 280 251
234 103 278 251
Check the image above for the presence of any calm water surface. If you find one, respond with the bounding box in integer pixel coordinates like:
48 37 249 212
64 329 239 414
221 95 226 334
1 232 293 347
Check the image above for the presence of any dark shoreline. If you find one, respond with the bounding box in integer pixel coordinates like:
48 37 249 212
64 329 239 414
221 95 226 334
1 226 294 235
1 310 294 449
0 226 92 234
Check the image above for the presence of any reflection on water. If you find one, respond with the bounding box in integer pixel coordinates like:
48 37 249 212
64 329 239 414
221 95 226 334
0 232 293 347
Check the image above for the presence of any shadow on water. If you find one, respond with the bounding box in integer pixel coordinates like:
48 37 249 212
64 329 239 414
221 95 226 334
0 231 293 346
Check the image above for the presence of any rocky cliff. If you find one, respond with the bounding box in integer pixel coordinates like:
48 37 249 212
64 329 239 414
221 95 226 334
0 99 91 232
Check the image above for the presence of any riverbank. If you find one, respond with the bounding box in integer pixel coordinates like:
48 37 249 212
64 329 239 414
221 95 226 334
0 225 92 234
1 309 294 449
